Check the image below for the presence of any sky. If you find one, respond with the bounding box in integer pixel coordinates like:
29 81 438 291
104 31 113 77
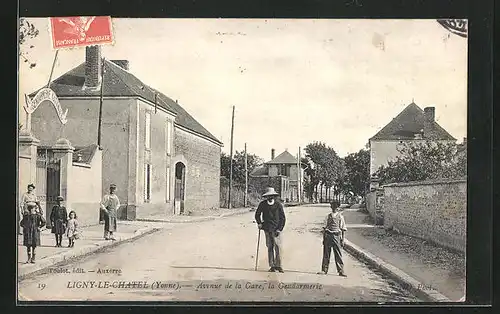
18 18 467 161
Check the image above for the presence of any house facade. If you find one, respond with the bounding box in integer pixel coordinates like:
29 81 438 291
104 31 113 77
368 102 456 176
249 149 303 202
30 46 222 223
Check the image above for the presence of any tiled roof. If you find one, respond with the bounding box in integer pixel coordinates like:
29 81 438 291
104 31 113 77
266 150 298 164
31 60 222 145
369 103 456 141
73 144 99 164
249 166 268 177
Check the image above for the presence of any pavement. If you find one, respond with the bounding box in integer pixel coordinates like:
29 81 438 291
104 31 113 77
17 221 161 279
18 207 256 279
18 205 419 302
136 207 254 223
341 208 465 302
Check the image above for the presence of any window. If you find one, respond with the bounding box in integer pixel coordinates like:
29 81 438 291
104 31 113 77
166 167 171 201
166 120 172 155
144 163 151 202
145 112 151 150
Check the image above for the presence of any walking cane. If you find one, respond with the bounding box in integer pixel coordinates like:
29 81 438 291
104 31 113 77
255 228 261 271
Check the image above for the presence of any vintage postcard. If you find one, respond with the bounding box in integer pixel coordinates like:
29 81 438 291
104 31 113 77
17 18 467 303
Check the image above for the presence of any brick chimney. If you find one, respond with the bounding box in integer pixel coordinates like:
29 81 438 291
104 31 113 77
110 60 129 71
423 106 435 138
84 45 102 89
271 148 275 160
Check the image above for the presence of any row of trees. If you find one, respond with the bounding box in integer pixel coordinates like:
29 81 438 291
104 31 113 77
219 143 371 204
302 142 370 203
219 140 465 205
220 151 264 186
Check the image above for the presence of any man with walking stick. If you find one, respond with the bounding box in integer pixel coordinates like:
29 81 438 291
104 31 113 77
255 187 286 273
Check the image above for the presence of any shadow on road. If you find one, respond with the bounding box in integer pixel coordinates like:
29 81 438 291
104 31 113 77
171 265 331 276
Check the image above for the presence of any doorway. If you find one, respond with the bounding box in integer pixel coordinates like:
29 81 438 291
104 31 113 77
36 148 60 227
174 162 186 214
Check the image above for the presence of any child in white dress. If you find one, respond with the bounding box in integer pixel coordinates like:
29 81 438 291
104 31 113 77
66 211 79 247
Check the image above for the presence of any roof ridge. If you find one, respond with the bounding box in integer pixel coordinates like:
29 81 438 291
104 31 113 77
104 59 140 97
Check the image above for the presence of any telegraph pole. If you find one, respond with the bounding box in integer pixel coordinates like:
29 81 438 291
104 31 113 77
244 143 248 207
97 57 105 147
228 106 235 209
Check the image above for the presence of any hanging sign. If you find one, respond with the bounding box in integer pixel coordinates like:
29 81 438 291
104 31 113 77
49 16 113 49
24 88 68 124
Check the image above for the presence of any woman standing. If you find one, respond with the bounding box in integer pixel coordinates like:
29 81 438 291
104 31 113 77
19 184 41 235
100 184 120 240
20 204 46 263
49 196 68 247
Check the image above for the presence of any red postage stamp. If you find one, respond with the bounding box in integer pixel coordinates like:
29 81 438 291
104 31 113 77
49 16 113 49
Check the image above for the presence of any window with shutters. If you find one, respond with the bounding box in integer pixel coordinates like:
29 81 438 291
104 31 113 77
145 112 151 150
166 120 172 155
144 163 151 202
166 167 171 202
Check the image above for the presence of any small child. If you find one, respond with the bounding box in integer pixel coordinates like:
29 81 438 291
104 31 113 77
20 204 46 263
66 211 79 248
50 196 68 247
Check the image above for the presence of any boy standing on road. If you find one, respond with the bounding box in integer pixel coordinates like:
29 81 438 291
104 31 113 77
318 202 348 277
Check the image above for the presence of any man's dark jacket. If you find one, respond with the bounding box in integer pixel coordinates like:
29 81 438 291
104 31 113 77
255 200 286 232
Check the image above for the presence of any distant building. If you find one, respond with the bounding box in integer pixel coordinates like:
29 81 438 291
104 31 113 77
30 46 223 224
250 149 303 202
368 102 456 175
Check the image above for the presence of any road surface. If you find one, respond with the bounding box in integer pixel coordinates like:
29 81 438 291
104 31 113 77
18 205 419 302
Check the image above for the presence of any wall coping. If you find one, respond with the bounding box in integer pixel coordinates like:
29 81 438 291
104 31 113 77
72 162 92 168
383 178 467 188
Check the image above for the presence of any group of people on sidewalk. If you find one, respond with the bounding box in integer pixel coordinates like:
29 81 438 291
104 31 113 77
19 185 80 263
18 183 121 264
255 187 347 277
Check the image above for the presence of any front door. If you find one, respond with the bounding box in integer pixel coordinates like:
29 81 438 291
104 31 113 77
37 149 60 227
174 162 185 214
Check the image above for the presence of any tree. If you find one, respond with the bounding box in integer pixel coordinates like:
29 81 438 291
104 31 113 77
19 18 39 69
220 151 264 185
301 157 315 201
342 149 370 197
304 141 344 203
375 140 466 185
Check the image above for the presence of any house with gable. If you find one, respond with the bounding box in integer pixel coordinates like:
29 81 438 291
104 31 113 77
249 148 303 202
30 45 223 225
368 102 456 176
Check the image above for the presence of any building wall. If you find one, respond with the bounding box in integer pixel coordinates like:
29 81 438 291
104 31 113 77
268 165 278 176
369 140 403 175
383 179 466 252
289 164 299 181
18 156 32 208
366 189 384 225
31 97 133 214
132 100 176 219
67 150 102 227
173 127 221 212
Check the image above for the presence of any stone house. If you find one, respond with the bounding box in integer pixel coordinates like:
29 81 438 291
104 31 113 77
30 45 223 223
368 102 456 176
249 149 303 202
